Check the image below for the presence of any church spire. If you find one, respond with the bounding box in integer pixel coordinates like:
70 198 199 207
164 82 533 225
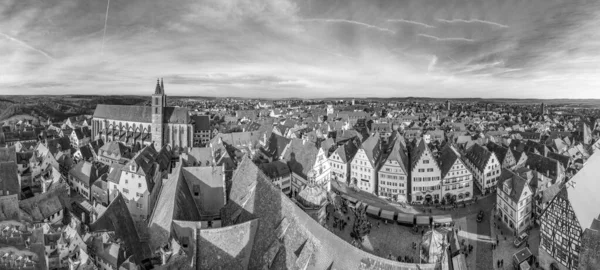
154 78 162 94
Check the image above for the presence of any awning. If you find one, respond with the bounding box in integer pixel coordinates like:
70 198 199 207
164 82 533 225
342 195 358 204
396 213 414 224
380 210 395 221
432 215 453 224
416 215 430 225
519 261 530 270
452 254 468 270
366 206 381 217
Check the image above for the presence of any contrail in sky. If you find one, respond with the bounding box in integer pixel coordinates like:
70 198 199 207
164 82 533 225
387 19 435 28
417 34 474 42
0 32 54 60
101 0 111 56
301 19 395 34
436 18 509 28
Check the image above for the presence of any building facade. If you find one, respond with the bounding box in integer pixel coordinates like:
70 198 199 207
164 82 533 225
496 169 533 234
329 137 359 184
377 139 409 202
410 140 442 203
464 144 501 194
439 145 473 203
350 134 381 194
91 79 193 150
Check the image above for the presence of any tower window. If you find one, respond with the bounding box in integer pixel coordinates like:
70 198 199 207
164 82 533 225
155 98 158 105
155 108 158 114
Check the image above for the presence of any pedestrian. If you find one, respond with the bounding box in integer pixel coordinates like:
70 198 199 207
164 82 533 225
497 260 499 268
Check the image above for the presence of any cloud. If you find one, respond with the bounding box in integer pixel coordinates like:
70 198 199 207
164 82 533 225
0 0 599 98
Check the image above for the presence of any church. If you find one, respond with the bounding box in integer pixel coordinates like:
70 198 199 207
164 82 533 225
91 79 193 149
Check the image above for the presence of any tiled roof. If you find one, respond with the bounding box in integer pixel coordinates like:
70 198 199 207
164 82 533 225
524 153 559 180
191 115 210 131
0 162 20 196
263 133 290 159
497 169 529 203
566 151 600 230
91 193 152 264
361 132 382 168
0 146 16 162
181 166 225 217
0 194 19 221
283 139 319 179
171 219 259 269
19 183 69 222
333 137 360 163
381 138 409 175
486 142 509 164
547 152 570 170
259 160 291 179
99 141 131 157
93 105 190 124
410 139 428 171
69 161 109 188
148 159 201 251
219 157 438 270
438 145 460 179
464 144 494 172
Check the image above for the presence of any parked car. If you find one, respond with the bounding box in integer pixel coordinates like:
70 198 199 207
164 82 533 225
476 210 484 223
514 232 529 247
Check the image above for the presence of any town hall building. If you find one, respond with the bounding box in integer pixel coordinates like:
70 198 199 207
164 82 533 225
91 79 194 150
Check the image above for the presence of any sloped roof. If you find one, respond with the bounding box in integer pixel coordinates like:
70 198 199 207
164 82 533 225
0 162 20 196
0 194 20 221
381 138 409 175
438 145 461 179
410 139 429 170
93 105 190 124
497 169 529 203
263 133 290 159
486 142 509 164
361 132 381 168
148 160 201 251
181 166 225 217
283 139 319 179
333 137 360 163
464 144 494 171
91 193 152 264
19 183 69 222
99 141 130 157
547 152 570 170
0 146 16 162
524 153 559 180
259 160 291 179
191 115 210 131
567 151 600 230
219 157 437 270
171 219 259 270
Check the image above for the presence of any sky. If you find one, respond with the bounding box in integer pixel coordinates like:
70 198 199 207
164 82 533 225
0 0 599 98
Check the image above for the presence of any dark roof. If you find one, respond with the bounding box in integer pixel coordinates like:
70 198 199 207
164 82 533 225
68 161 109 188
410 139 429 170
78 145 95 161
438 145 461 179
497 169 529 202
0 162 20 196
381 138 409 174
524 153 560 180
259 160 291 179
580 229 600 270
15 151 33 165
192 115 210 131
547 152 570 170
93 105 190 124
333 137 360 163
262 133 290 159
91 193 152 264
486 142 509 164
19 183 69 222
0 193 20 221
361 132 382 168
219 156 437 270
464 144 494 172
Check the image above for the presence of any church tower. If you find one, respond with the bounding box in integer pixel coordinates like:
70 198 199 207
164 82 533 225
152 78 166 149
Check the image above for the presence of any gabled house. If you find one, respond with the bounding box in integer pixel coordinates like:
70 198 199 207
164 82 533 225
68 161 110 200
496 169 533 233
438 145 473 203
409 139 442 204
283 138 330 196
377 138 409 202
486 141 516 169
329 137 360 184
350 133 382 194
259 160 292 195
463 144 501 194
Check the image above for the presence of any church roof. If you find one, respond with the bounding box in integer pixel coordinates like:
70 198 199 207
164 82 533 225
93 105 190 124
